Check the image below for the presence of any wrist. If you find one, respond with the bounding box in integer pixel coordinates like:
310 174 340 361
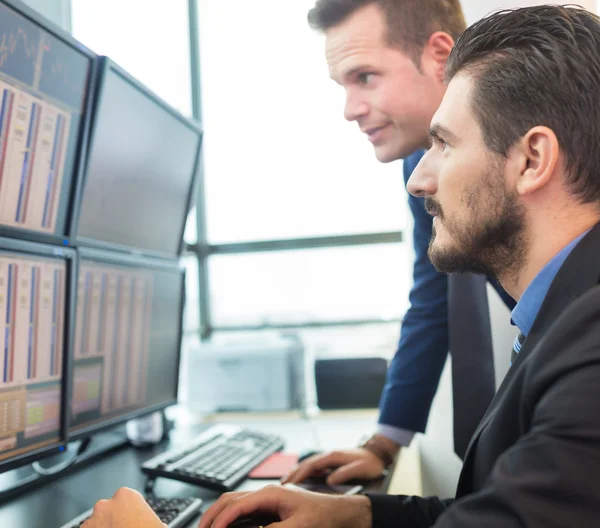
359 434 400 468
339 494 372 528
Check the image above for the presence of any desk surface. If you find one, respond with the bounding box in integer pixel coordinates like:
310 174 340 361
0 410 385 528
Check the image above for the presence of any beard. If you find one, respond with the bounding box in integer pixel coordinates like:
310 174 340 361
426 168 528 282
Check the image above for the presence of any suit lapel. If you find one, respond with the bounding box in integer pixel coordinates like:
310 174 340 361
460 222 600 462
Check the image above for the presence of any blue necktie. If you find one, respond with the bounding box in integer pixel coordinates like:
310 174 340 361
511 331 526 364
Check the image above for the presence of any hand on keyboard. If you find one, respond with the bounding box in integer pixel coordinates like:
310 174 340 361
81 488 166 528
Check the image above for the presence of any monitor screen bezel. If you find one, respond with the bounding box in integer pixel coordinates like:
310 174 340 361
67 246 184 441
71 56 203 260
0 0 98 247
0 236 76 474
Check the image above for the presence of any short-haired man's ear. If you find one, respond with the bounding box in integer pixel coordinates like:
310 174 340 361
422 31 454 80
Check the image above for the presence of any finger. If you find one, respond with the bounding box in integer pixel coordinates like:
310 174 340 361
198 492 248 528
282 456 330 484
284 452 351 484
91 499 109 517
283 452 349 484
272 519 302 528
113 487 142 502
83 499 109 527
326 460 367 485
211 486 284 528
281 463 303 484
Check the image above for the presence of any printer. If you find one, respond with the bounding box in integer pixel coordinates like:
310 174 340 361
184 334 306 413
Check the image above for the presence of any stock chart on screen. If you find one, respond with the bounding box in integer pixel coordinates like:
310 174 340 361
0 2 90 237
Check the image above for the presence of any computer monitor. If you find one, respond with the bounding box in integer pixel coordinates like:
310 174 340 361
0 237 75 473
68 247 184 439
73 57 202 258
0 0 95 245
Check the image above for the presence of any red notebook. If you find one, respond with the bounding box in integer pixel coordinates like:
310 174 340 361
248 453 299 479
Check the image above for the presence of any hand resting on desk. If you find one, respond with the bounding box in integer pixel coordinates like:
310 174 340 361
82 488 165 528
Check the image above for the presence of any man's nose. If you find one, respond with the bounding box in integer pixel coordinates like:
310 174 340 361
407 151 438 198
343 92 369 122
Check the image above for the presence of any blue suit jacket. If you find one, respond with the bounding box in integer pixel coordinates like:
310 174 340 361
378 150 516 434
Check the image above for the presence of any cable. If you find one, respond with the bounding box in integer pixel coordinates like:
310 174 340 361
31 437 92 476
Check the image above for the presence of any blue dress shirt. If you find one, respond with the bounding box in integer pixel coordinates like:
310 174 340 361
511 229 591 345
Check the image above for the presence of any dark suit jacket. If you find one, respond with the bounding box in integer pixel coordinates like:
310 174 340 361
369 222 600 527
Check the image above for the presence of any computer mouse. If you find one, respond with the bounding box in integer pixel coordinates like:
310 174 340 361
227 513 281 528
297 449 322 463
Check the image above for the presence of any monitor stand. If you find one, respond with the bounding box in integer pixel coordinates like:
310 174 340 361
0 426 129 504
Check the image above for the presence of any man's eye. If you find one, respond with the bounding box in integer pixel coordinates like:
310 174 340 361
433 137 449 151
357 73 374 84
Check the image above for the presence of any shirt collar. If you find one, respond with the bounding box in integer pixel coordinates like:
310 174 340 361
511 229 590 336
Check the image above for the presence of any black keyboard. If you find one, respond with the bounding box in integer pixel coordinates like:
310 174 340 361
59 497 203 528
142 424 285 492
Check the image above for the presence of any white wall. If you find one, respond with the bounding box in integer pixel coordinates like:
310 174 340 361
461 0 596 24
417 0 596 498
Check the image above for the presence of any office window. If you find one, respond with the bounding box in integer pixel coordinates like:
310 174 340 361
71 0 192 116
183 255 200 332
211 324 401 360
197 0 407 244
184 208 198 245
209 244 410 327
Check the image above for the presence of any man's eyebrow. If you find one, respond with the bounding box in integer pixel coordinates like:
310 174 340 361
342 66 372 82
330 66 361 85
428 124 459 144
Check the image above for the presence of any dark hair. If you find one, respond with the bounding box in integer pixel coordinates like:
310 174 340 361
447 5 600 205
307 0 466 65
